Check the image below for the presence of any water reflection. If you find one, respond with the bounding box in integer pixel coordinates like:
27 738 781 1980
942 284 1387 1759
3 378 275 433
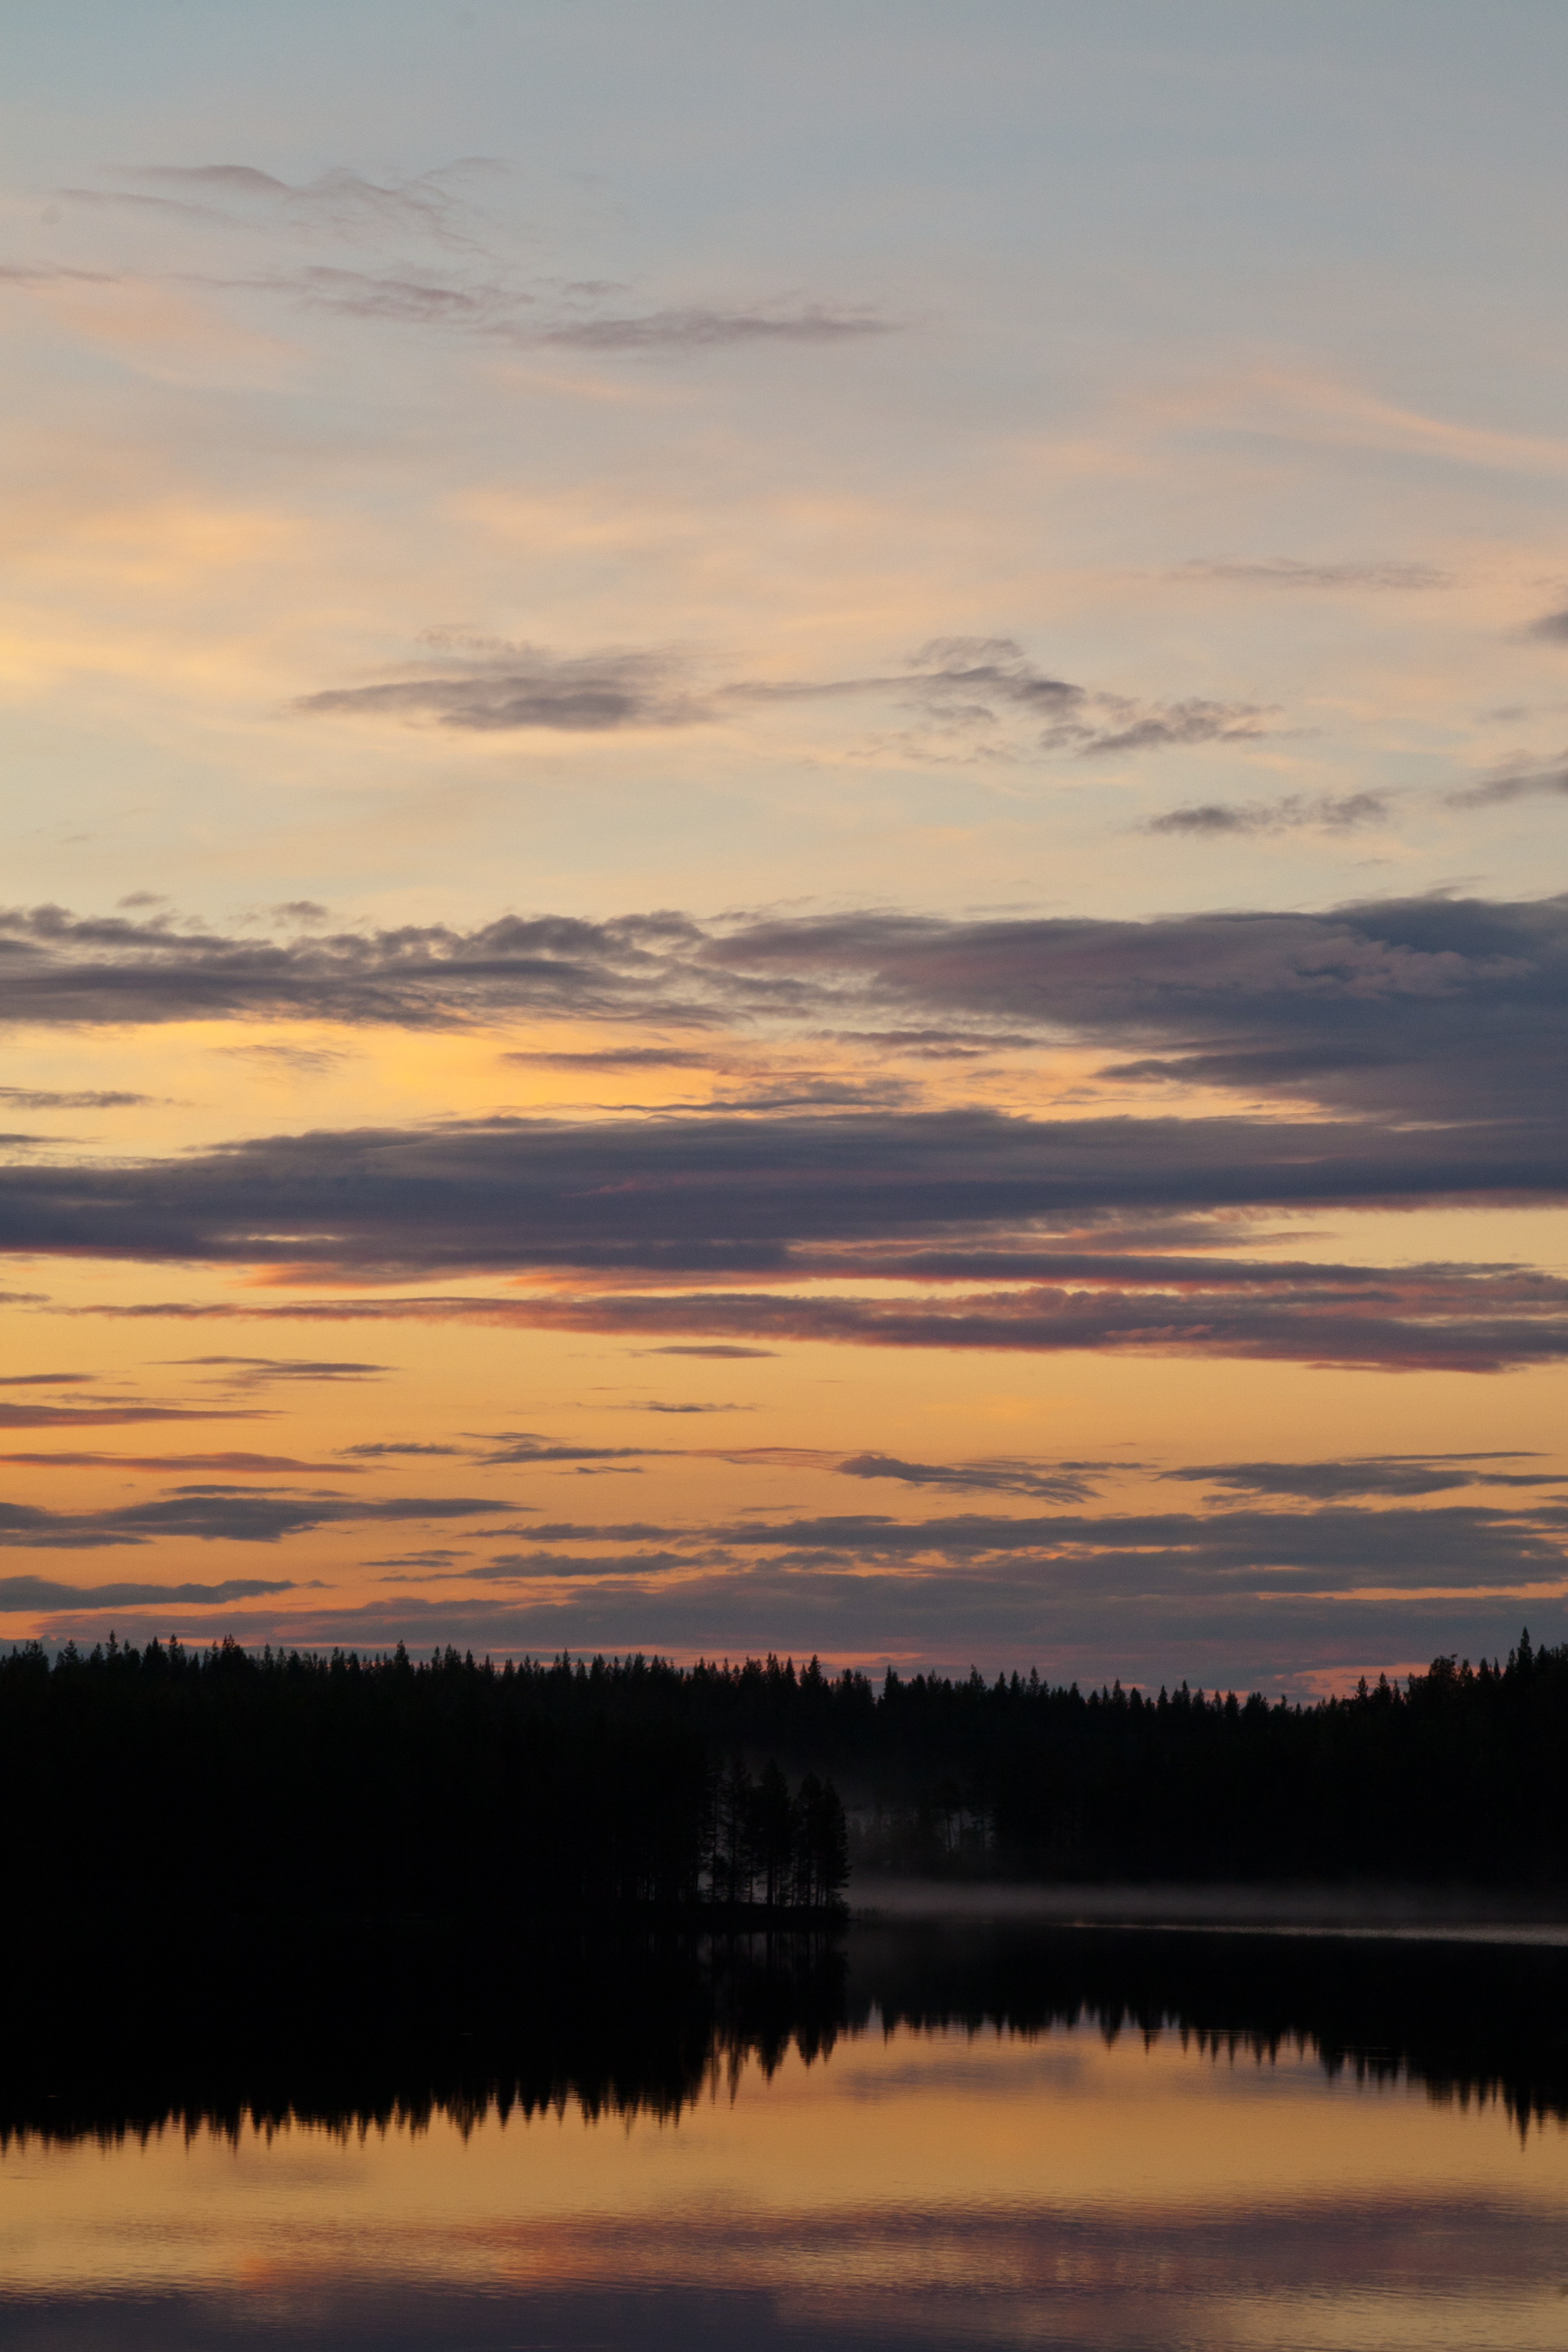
5 1917 1568 2148
4 1922 1568 2348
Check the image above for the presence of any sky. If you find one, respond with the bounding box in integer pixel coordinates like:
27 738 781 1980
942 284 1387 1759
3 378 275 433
0 0 1566 1694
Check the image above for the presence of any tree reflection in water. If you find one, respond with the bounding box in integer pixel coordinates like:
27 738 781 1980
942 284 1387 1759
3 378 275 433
3 1918 1567 2150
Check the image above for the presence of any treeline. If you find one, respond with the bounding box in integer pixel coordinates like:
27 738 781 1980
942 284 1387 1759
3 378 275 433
4 1918 1567 2150
0 1636 847 1921
368 1629 1568 1888
9 1628 1568 1903
553 1631 1568 1888
828 1633 1568 1888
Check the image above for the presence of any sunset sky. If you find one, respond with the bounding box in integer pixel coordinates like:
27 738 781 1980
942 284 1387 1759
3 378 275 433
1 0 1566 1692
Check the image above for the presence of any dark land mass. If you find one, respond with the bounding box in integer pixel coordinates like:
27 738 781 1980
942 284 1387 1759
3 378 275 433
6 1630 1568 1916
9 1636 1568 2155
2 1919 1568 2152
0 1636 849 1922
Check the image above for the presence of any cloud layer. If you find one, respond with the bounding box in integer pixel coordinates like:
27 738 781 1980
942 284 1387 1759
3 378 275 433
295 635 1272 755
2 890 1564 1131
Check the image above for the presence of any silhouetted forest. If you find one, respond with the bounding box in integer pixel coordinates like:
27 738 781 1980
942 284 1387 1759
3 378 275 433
0 1636 847 1921
7 1629 1568 1911
1 1919 1566 2151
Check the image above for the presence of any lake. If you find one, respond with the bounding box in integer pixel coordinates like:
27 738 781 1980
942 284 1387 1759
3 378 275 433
3 1916 1568 2348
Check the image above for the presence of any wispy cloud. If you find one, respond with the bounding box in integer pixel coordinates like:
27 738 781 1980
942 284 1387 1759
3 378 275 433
294 632 1274 753
69 1255 1568 1375
539 302 894 351
1179 559 1448 590
1144 792 1389 835
297 642 706 732
0 1450 361 1473
338 1440 471 1459
503 1045 716 1071
0 1573 299 1609
0 1398 266 1430
165 1355 387 1388
44 162 898 360
801 1450 1104 1501
0 1085 158 1109
1164 1454 1568 1501
1447 761 1568 809
101 160 502 247
0 261 117 286
0 1485 517 1550
477 1432 655 1467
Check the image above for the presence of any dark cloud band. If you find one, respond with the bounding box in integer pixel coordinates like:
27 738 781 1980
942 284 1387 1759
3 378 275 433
2 891 1560 1137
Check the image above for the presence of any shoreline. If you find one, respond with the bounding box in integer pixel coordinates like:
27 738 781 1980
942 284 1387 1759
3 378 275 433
850 1875 1568 1943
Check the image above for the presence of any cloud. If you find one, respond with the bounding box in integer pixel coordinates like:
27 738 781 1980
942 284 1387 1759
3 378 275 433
0 1486 517 1549
220 271 895 356
0 1086 155 1109
28 1481 1563 1682
296 644 705 733
889 643 1278 760
1524 607 1568 643
0 902 720 1030
16 1098 1568 1273
642 1400 750 1414
696 890 1568 1126
293 632 1273 755
66 1257 1568 1375
477 1433 657 1466
810 1025 1036 1058
638 1345 779 1359
446 1499 1568 1597
133 165 290 195
226 1487 1566 1690
111 161 494 247
665 1446 1111 1499
535 1439 1112 1498
540 303 894 350
0 1574 298 1612
0 1451 359 1473
338 1440 470 1459
1447 763 1568 809
0 1399 265 1429
1180 559 1447 590
281 264 528 330
503 1046 716 1071
1068 700 1276 758
220 1042 354 1074
407 1269 1568 1374
1165 1455 1568 1501
363 1548 473 1572
464 1548 704 1580
1144 793 1388 836
897 636 1085 717
52 163 896 362
832 1452 1105 1501
165 1355 387 1386
0 262 116 286
2 891 1567 1368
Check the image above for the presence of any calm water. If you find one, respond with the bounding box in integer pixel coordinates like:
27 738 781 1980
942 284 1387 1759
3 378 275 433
4 1920 1568 2349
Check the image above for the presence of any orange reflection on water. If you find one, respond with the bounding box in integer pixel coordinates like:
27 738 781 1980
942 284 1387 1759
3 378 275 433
5 2020 1568 2347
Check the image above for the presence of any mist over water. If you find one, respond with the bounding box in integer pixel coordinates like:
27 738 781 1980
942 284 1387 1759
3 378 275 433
4 1921 1568 2349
